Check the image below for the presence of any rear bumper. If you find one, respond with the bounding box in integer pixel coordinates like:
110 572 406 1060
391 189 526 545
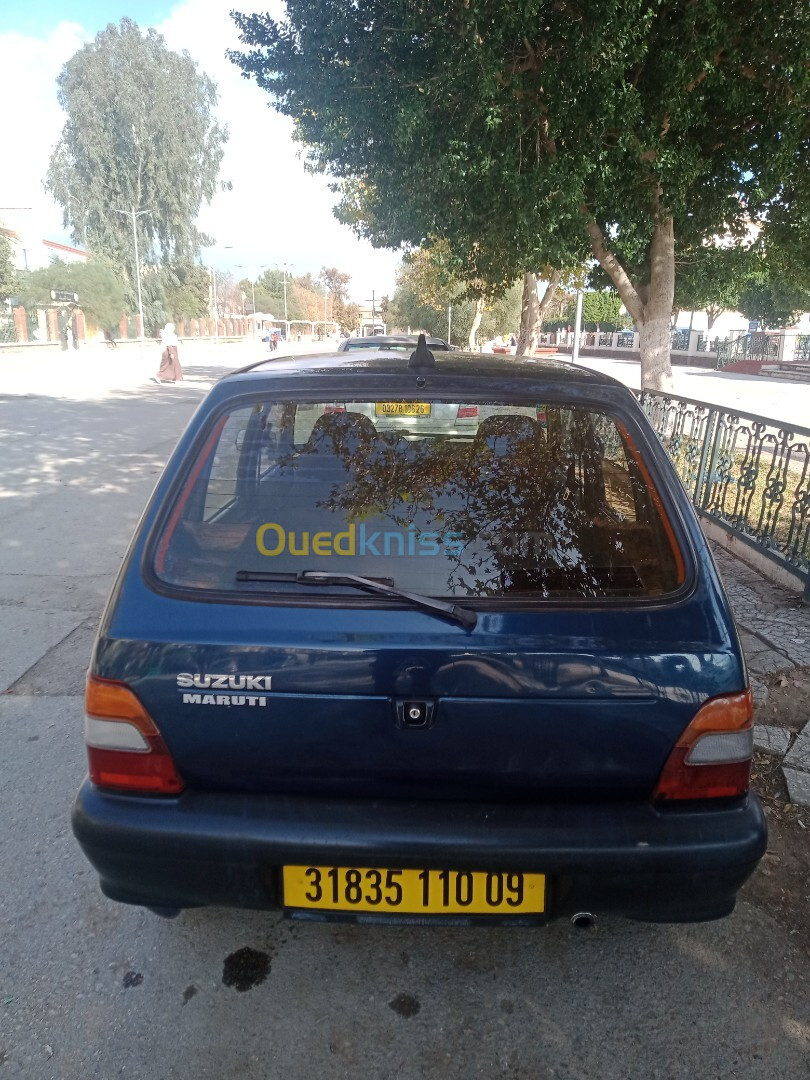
72 781 766 923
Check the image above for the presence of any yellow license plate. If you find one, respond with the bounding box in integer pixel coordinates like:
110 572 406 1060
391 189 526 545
375 402 431 417
283 866 545 915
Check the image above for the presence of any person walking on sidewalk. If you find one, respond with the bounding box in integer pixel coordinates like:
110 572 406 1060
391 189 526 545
152 322 183 384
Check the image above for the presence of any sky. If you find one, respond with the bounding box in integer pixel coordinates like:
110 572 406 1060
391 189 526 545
0 1 402 300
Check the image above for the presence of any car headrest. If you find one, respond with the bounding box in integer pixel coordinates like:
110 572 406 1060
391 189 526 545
304 411 378 456
473 414 541 453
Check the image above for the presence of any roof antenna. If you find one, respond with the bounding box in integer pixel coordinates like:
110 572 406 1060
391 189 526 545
408 333 436 369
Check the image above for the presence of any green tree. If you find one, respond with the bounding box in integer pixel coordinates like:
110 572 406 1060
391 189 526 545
164 263 210 322
674 245 759 330
46 18 228 295
736 277 810 330
17 257 127 334
231 1 810 390
389 246 525 347
564 290 630 332
319 266 359 332
0 233 16 300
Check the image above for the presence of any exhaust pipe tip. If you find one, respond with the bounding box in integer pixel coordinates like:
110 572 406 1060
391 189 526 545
570 912 597 930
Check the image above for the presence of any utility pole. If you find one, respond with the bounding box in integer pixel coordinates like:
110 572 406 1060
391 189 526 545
448 305 452 343
113 207 151 342
282 265 289 326
571 290 584 365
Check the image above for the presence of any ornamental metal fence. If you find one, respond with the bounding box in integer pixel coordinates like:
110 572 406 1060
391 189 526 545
638 389 810 597
716 332 779 369
795 335 810 363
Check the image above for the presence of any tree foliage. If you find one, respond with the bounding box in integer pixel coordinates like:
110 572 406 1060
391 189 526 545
573 290 631 332
736 277 810 330
0 233 16 300
164 263 210 322
230 1 810 388
319 266 360 331
17 257 127 333
389 249 523 345
674 244 759 328
46 18 228 292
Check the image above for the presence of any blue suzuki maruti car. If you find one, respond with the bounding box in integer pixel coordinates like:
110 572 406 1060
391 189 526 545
72 342 766 925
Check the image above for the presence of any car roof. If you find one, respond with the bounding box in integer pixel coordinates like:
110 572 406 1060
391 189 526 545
221 349 629 395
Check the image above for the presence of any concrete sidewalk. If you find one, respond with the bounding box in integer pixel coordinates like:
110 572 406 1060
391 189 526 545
710 544 810 806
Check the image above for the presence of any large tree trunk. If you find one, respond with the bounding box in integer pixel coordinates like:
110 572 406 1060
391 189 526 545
468 296 484 350
585 212 675 391
516 273 539 357
516 270 562 357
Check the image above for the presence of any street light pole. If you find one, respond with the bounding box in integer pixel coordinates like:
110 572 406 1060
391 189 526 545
571 289 584 365
114 207 151 342
282 264 288 325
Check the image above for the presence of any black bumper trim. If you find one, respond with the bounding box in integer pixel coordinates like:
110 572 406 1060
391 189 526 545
72 781 766 923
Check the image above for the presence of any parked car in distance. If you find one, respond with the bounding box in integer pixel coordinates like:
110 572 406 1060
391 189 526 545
337 334 454 352
73 344 765 925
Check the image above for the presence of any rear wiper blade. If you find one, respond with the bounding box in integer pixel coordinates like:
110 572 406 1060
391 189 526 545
235 570 477 630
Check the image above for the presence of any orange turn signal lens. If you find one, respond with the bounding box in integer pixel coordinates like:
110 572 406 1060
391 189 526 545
84 675 184 796
653 690 753 801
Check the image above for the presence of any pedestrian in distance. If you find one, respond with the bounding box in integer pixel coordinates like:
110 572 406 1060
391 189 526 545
151 322 183 384
103 329 117 350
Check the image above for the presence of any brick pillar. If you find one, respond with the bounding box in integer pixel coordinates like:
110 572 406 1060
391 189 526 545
75 309 87 341
119 314 128 340
177 319 185 338
47 308 59 342
208 318 215 336
135 314 143 339
13 306 28 343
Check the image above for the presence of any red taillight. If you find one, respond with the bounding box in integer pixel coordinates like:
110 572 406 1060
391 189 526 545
324 403 346 413
456 404 479 418
85 676 184 795
653 690 753 801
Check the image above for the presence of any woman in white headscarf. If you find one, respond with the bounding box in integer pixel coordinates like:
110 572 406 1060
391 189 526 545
152 323 183 383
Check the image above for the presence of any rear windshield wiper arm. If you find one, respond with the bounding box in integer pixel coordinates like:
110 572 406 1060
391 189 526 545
236 570 477 630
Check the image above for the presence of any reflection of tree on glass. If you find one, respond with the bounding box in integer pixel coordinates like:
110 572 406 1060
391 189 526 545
154 398 684 601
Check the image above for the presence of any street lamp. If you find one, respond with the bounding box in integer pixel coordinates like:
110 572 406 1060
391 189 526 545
113 207 151 342
235 265 267 317
281 263 289 326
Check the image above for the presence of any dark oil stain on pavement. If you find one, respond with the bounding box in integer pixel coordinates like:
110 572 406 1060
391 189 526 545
122 971 143 988
182 985 198 1005
222 947 271 992
388 992 421 1018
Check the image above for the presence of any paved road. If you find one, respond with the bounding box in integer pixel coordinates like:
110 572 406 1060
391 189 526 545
1 343 809 1079
567 354 810 428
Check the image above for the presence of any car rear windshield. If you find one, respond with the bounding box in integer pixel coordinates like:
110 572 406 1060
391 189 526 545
152 398 686 601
